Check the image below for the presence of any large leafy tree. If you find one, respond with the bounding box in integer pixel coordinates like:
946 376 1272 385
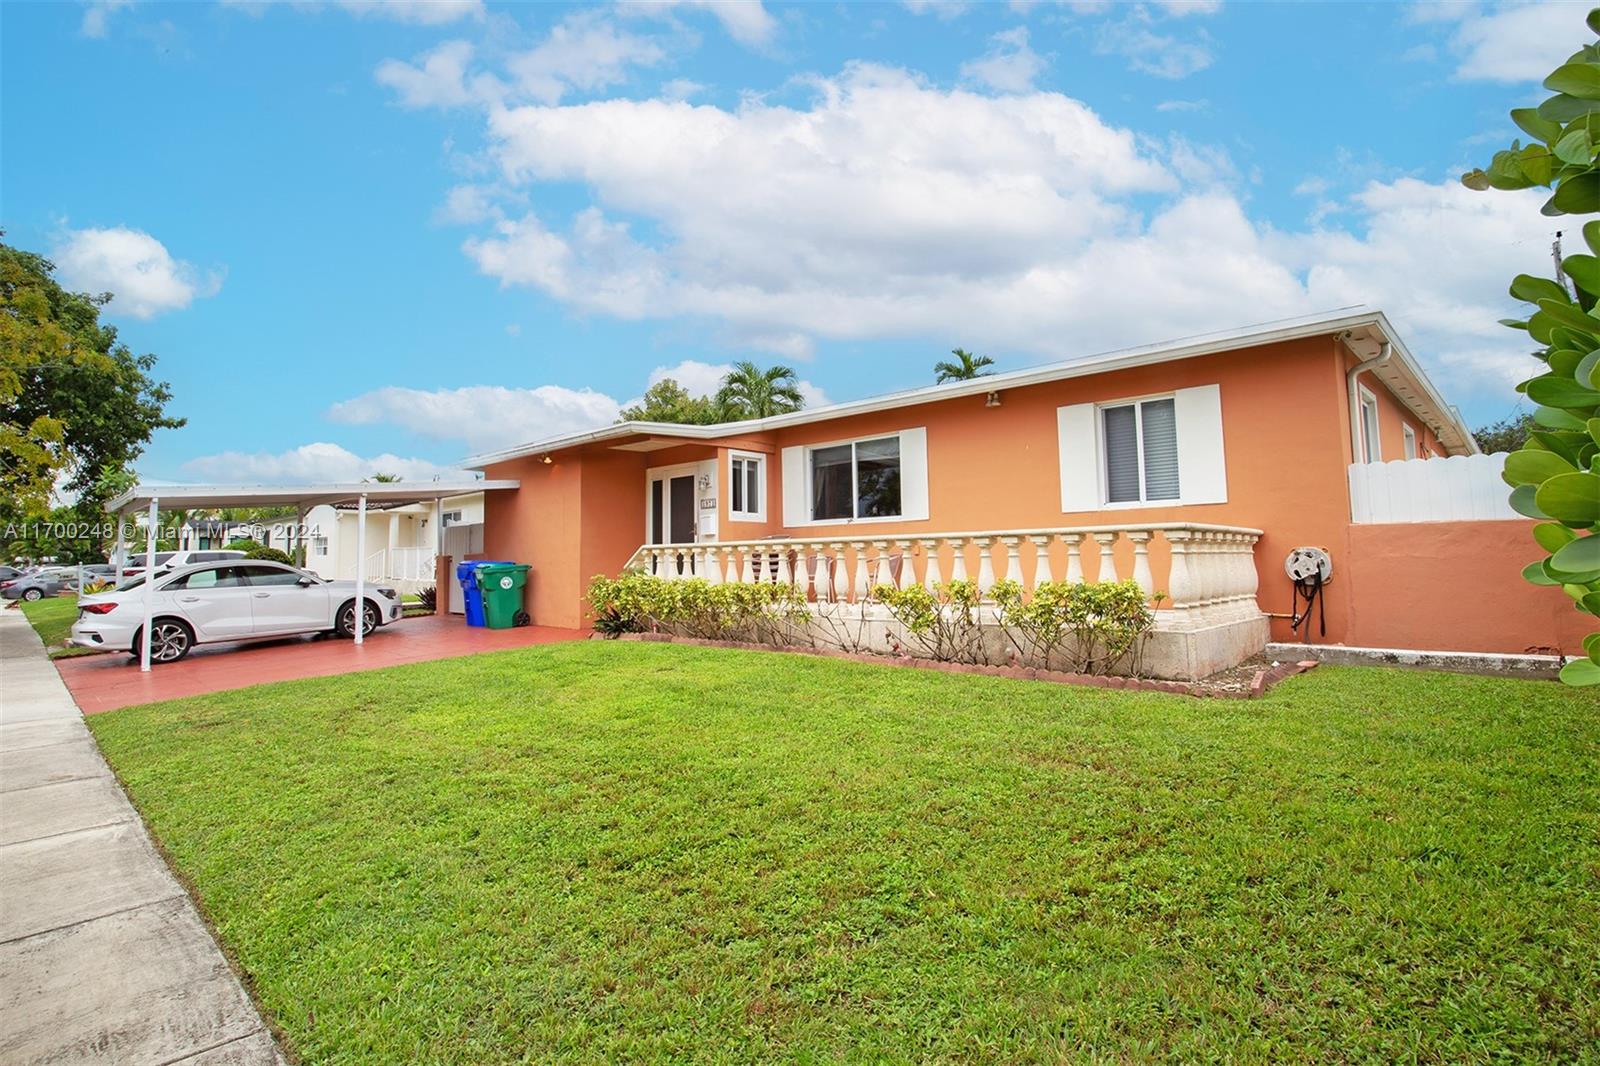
1461 8 1600 684
619 378 721 424
933 348 995 383
1 240 183 524
1472 412 1536 453
714 360 805 420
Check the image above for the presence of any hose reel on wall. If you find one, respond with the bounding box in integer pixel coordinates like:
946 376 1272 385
1285 546 1333 640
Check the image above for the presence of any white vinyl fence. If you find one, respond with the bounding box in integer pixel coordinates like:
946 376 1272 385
1347 453 1515 523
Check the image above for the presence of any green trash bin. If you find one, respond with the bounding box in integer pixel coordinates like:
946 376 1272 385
475 563 531 629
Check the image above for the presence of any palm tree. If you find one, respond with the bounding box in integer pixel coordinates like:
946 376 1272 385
714 361 805 419
933 348 995 384
366 473 402 483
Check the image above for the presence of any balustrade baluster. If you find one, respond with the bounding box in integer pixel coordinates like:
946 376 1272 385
947 538 968 583
872 540 893 590
1061 533 1084 583
920 539 943 590
850 540 870 602
974 537 996 596
894 539 916 589
1000 536 1023 590
1127 531 1154 600
1029 535 1054 591
1092 532 1118 583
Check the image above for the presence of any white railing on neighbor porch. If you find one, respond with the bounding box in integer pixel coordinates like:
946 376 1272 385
1348 454 1515 524
363 547 437 583
623 522 1264 626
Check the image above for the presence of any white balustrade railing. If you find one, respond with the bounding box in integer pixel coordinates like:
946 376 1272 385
361 547 437 582
623 522 1264 623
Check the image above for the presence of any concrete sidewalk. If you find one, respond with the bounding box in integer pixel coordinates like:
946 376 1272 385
0 608 285 1064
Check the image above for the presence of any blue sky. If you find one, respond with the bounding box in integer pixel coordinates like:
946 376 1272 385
2 0 1588 483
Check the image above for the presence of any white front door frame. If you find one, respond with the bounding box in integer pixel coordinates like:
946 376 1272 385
644 459 718 544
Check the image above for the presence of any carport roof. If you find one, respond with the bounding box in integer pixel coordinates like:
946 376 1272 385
104 480 519 514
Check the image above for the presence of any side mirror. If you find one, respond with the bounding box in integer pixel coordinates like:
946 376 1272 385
296 576 315 587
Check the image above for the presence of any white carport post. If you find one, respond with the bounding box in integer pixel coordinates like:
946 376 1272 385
354 492 367 645
114 516 126 584
140 496 157 672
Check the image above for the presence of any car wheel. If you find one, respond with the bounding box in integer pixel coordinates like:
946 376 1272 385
132 619 194 664
336 599 379 638
22 588 43 601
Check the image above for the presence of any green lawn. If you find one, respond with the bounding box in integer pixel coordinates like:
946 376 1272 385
17 594 100 658
87 644 1600 1063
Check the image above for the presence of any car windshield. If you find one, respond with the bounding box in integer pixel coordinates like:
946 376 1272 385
114 575 147 592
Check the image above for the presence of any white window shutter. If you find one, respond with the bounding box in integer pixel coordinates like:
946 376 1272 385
899 427 929 521
781 445 807 526
1057 403 1099 513
1174 384 1227 504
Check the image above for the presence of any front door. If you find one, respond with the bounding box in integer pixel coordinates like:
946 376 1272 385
668 476 695 543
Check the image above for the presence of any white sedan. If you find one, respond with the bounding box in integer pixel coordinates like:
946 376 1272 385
71 560 403 664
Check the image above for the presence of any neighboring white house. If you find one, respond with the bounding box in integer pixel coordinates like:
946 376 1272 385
301 492 484 594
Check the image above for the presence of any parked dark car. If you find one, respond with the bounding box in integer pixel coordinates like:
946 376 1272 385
1 571 66 601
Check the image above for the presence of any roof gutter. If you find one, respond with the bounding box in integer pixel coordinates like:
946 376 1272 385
1344 333 1391 462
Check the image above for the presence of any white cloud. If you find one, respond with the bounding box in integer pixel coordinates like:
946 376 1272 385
375 40 485 109
1152 0 1221 16
53 226 221 319
1438 2 1588 83
434 183 502 224
328 384 622 453
902 0 970 18
335 0 482 23
81 0 133 38
961 27 1047 93
1096 14 1215 79
1291 178 1553 391
661 78 706 101
221 0 483 25
182 442 462 484
621 0 778 47
423 58 1551 407
505 11 664 104
1155 98 1208 112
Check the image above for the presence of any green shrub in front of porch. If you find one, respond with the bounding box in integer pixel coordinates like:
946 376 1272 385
591 572 1161 676
587 572 811 644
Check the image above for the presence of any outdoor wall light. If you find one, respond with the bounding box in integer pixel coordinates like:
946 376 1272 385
541 454 554 464
985 391 1002 408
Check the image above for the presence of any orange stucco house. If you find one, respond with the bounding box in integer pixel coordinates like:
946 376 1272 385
466 308 1588 672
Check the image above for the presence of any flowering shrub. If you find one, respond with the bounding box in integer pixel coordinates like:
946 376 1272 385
993 578 1155 675
874 579 990 664
586 573 810 645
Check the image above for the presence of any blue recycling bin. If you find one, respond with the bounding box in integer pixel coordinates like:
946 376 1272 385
457 560 512 627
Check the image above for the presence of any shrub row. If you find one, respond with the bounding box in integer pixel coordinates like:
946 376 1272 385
589 572 1157 676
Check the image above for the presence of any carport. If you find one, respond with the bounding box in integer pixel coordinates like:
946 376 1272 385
105 480 519 670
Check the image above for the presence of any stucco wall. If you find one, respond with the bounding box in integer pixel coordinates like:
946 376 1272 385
1342 521 1592 656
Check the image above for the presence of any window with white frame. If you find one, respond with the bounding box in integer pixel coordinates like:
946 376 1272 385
1402 423 1418 460
1101 398 1180 504
810 435 901 520
729 453 765 520
312 536 329 557
1359 387 1382 462
441 509 463 526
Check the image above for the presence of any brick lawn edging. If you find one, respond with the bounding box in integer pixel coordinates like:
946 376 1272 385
612 632 1318 699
